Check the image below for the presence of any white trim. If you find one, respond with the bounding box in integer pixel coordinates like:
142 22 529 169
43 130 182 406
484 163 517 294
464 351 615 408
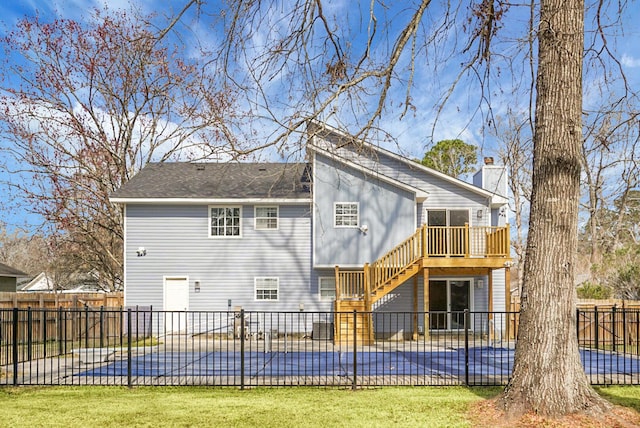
254 277 279 301
110 197 310 205
254 205 279 230
312 152 318 267
208 205 243 238
334 202 359 228
314 264 362 269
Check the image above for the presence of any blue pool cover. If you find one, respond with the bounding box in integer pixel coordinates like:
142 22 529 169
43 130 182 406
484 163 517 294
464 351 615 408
78 347 640 378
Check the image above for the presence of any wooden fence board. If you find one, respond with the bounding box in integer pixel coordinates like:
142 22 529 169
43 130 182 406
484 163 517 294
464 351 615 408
0 292 123 309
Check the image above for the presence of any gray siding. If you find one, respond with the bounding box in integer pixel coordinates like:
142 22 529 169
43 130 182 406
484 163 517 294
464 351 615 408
125 204 333 313
372 274 493 337
0 277 17 292
314 139 494 228
313 153 416 266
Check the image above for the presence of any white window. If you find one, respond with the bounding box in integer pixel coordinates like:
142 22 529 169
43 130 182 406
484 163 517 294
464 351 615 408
334 202 359 227
319 277 336 300
210 206 242 237
255 277 279 301
255 206 278 230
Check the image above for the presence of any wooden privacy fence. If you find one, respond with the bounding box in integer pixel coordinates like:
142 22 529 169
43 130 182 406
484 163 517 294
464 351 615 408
507 300 640 346
0 293 125 364
0 292 123 309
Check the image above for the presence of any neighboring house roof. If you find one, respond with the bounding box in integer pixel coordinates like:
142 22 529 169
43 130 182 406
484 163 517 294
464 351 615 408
111 162 311 202
19 272 54 291
0 262 28 278
19 271 103 293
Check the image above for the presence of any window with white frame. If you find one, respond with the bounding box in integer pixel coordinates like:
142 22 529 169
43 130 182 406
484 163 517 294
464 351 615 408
334 202 358 227
255 277 279 301
255 206 278 230
319 277 336 300
210 206 242 237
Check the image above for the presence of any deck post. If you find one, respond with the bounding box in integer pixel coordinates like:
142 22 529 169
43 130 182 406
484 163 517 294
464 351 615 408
363 263 373 344
488 269 493 342
334 265 340 301
423 267 430 339
421 224 428 258
464 223 470 257
505 266 511 313
363 263 371 311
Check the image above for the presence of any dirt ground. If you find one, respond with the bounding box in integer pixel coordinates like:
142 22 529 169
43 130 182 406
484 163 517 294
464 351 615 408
468 399 640 428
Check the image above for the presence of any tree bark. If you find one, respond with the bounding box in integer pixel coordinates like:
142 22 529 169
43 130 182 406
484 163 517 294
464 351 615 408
500 0 611 416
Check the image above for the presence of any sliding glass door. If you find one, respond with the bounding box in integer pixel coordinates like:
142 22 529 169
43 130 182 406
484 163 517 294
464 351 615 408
428 279 472 330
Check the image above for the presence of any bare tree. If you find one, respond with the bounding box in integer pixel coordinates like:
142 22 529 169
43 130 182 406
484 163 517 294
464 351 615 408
0 6 237 290
580 100 640 263
212 0 634 417
0 223 49 276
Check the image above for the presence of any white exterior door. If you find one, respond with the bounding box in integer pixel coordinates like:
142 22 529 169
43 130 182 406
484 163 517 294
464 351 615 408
164 277 189 333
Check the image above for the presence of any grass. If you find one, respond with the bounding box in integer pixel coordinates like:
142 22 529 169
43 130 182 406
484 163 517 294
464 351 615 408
1 385 639 427
0 386 501 427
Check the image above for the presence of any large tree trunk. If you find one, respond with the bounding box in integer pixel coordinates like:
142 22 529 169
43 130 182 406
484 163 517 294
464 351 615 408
500 0 610 417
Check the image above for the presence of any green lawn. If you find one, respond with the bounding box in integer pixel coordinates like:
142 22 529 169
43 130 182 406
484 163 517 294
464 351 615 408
0 386 639 427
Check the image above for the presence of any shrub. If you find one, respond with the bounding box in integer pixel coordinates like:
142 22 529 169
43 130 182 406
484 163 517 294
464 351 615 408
577 282 612 299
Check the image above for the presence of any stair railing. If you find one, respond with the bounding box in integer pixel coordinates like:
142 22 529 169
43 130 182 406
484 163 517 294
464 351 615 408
369 226 424 296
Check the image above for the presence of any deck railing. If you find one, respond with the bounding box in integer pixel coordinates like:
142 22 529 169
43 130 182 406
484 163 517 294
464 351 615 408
337 224 511 300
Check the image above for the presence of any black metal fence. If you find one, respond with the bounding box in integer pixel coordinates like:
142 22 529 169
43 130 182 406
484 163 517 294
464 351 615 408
1 307 639 387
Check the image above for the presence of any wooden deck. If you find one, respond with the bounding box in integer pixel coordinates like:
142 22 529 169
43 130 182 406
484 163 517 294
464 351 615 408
334 224 512 344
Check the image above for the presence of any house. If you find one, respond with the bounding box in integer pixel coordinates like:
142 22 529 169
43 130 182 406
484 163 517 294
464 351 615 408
0 262 28 292
110 122 511 342
19 272 103 293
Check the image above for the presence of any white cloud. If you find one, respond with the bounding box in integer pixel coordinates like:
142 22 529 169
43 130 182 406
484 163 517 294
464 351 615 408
621 54 640 68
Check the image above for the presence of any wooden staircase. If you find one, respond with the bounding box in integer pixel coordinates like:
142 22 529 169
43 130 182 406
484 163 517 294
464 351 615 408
333 224 511 345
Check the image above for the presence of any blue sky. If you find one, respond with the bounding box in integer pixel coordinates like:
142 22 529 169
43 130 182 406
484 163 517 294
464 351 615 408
0 1 639 233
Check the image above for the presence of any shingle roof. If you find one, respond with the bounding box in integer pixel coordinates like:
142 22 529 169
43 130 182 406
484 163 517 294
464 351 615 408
111 162 311 200
0 262 28 277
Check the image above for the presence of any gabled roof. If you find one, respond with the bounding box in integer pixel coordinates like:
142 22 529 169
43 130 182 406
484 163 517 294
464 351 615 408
111 162 311 202
306 120 508 206
0 262 28 278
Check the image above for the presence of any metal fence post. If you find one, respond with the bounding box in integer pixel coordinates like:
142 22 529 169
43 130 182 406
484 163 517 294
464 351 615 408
622 307 627 355
594 306 599 350
352 310 357 390
127 308 132 388
12 308 19 386
99 306 104 348
576 308 580 344
27 307 32 362
612 305 617 351
43 308 48 359
240 309 245 390
464 309 470 386
85 305 90 349
58 306 63 356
